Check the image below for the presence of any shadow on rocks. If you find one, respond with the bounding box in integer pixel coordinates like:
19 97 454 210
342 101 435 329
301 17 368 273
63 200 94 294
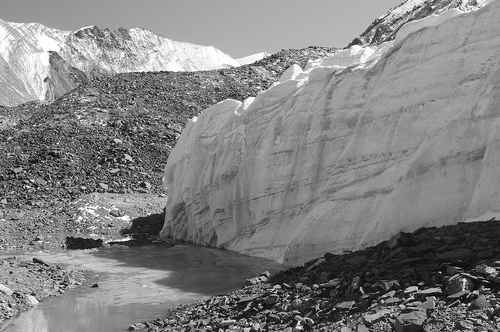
110 208 170 247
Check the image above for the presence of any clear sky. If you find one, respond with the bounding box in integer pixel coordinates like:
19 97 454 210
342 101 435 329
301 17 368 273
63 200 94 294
2 0 404 59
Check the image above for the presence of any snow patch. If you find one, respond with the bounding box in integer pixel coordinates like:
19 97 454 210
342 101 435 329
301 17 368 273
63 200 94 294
74 25 97 33
236 52 270 66
462 211 500 224
39 52 50 66
394 8 464 46
37 34 61 52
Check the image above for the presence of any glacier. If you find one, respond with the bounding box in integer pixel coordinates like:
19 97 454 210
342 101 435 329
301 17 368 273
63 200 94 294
161 0 500 265
0 20 239 106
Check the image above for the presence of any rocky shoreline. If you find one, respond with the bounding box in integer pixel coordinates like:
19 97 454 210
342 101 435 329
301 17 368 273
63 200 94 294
129 218 500 332
0 256 88 330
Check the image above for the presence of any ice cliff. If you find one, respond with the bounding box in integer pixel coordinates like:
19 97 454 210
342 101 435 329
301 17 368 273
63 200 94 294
0 20 238 106
162 0 500 265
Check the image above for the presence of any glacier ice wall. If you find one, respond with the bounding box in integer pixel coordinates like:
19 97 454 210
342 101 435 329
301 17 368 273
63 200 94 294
162 1 500 265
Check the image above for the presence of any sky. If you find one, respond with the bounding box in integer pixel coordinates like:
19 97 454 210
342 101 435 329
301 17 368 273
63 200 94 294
2 0 404 59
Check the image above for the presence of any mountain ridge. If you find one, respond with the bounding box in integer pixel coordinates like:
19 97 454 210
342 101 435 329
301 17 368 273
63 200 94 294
0 19 239 107
348 0 487 47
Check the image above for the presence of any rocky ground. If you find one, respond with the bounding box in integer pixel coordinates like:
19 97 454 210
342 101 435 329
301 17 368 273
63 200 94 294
0 256 88 329
130 219 500 332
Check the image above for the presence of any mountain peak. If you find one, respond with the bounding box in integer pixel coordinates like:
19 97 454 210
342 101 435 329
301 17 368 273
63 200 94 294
0 19 239 106
348 0 487 47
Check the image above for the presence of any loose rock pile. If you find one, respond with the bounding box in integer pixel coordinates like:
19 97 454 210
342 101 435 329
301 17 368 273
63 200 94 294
130 219 500 331
0 257 87 328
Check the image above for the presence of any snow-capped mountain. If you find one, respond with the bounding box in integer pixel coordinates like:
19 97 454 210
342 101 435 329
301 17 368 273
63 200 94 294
348 0 488 47
161 0 500 265
236 52 271 66
0 19 239 106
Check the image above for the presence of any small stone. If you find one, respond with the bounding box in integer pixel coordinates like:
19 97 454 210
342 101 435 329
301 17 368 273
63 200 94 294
478 248 495 259
416 287 442 297
418 297 435 310
410 243 434 255
337 301 355 311
110 210 123 217
26 296 39 306
35 177 47 186
267 314 280 323
264 294 279 306
445 275 474 295
388 232 416 249
455 320 473 330
446 265 463 276
0 284 13 296
221 319 237 327
379 280 401 292
363 309 392 325
128 323 146 331
468 295 490 310
356 324 370 332
447 290 470 300
33 258 50 266
404 286 419 294
476 265 497 276
436 249 473 262
385 297 403 305
395 309 427 332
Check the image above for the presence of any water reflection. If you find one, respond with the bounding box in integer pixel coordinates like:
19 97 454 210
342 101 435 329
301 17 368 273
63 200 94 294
4 244 285 332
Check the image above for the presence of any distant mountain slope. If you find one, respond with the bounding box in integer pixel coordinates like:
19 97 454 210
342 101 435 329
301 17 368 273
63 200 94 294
0 19 239 107
348 0 487 47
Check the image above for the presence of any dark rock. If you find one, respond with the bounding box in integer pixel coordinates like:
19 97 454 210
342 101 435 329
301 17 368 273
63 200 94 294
454 320 473 330
32 258 50 266
447 290 471 300
395 308 427 332
410 243 435 255
468 295 490 310
436 249 474 262
478 248 495 259
445 275 474 296
65 236 103 249
363 309 392 325
110 209 123 217
388 232 416 249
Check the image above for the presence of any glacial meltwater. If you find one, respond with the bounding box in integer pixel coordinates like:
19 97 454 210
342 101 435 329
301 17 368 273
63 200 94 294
3 244 285 332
